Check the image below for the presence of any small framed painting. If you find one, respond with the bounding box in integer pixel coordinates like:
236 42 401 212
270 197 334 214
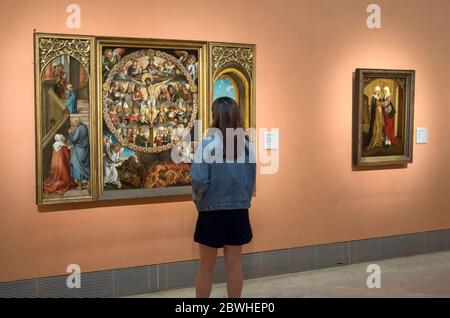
353 69 415 167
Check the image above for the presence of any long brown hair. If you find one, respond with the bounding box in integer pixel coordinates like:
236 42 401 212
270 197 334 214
210 97 245 160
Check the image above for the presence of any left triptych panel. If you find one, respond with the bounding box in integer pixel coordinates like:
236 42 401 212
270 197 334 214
35 34 97 204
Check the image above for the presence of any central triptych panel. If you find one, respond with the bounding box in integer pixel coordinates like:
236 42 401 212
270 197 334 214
96 38 208 200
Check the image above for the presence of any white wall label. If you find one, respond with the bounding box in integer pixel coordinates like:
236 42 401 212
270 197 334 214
263 130 279 150
416 127 428 144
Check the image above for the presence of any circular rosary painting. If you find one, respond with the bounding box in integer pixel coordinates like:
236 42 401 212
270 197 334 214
102 48 198 153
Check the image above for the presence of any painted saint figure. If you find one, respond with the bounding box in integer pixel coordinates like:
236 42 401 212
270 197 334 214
132 84 144 109
68 117 90 190
365 86 381 148
135 126 148 147
381 86 398 146
103 136 123 189
53 63 67 99
186 54 198 82
128 59 142 78
65 84 77 114
102 48 123 80
43 134 73 194
367 87 385 150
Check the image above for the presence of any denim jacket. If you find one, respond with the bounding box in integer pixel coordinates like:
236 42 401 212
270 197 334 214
190 133 256 212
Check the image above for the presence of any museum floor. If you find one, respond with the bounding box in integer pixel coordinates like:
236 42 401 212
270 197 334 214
128 251 450 298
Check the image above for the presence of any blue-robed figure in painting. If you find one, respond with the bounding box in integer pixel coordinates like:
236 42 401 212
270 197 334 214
65 84 77 114
68 117 90 190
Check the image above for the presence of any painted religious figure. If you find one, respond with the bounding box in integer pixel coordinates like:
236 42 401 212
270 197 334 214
65 84 77 114
68 117 90 190
43 134 73 194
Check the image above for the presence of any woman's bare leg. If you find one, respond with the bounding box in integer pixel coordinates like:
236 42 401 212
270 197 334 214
224 245 243 298
196 244 218 298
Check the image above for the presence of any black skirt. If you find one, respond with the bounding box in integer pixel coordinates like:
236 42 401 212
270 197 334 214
194 209 253 248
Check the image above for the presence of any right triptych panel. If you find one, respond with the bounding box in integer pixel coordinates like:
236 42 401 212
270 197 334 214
209 43 256 131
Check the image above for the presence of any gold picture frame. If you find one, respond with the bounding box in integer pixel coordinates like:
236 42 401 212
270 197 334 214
209 42 256 130
35 33 97 205
353 68 415 168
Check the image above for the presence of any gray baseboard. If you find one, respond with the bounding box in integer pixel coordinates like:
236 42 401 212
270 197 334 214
1 228 449 297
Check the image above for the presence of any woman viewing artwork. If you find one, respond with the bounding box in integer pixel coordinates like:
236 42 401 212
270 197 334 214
190 97 256 298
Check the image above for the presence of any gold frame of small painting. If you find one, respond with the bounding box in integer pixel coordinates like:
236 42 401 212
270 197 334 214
353 68 415 168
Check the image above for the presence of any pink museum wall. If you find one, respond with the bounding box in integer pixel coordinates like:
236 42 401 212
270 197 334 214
1 0 450 281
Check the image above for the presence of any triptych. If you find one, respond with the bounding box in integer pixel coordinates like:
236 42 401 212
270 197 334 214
35 33 256 205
